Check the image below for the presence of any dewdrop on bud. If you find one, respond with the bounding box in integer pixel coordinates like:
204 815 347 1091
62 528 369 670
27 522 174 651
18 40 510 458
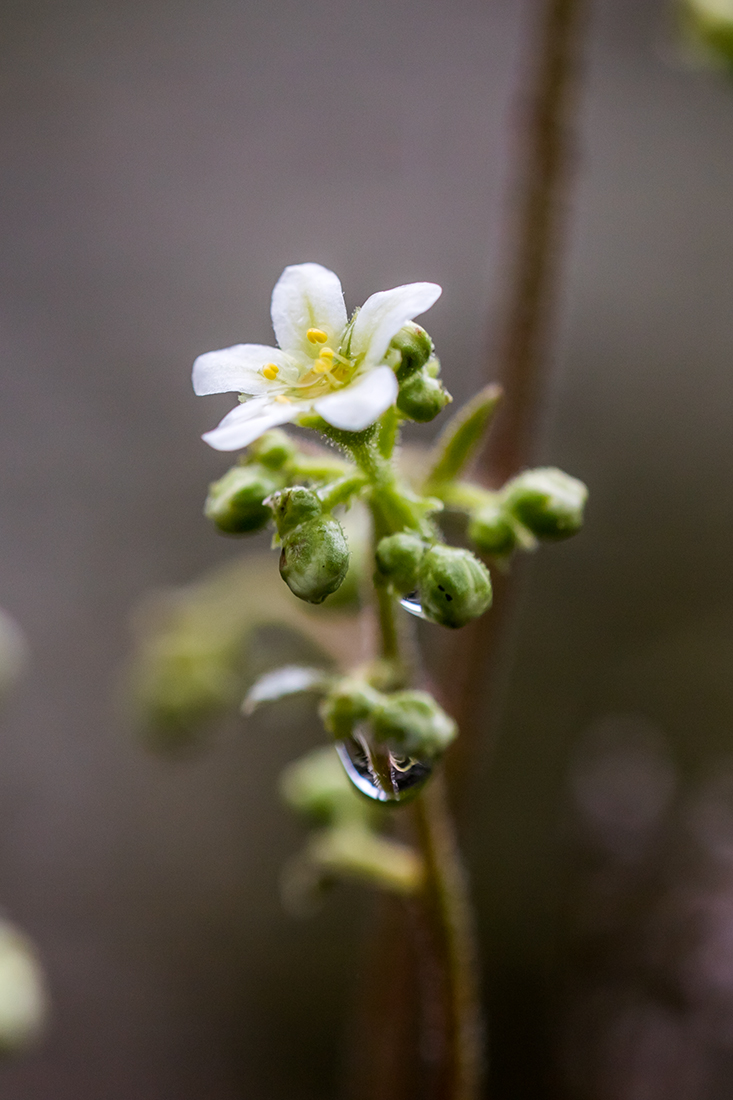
418 544 492 628
204 465 280 534
280 516 350 604
396 363 451 423
468 502 518 557
389 322 434 381
320 679 383 740
503 467 587 540
375 532 426 593
372 690 457 757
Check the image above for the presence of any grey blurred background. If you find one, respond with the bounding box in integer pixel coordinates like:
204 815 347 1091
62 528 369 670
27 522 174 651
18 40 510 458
1 0 733 1096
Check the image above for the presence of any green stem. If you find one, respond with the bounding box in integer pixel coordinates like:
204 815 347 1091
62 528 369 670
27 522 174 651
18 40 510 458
357 432 483 1100
412 777 483 1100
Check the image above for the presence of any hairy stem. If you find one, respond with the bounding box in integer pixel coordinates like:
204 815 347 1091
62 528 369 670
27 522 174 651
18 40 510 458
358 432 483 1100
411 777 483 1100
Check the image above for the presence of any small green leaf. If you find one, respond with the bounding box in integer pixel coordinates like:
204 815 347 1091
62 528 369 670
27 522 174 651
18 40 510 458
424 384 502 485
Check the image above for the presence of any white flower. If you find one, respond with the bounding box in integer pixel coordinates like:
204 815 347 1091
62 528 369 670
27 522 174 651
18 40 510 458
193 263 442 451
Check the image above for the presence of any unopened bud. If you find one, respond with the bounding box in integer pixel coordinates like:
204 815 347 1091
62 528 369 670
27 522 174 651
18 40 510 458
418 544 492 628
503 467 587 540
249 429 298 470
468 502 517 557
204 465 280 534
372 690 457 757
269 486 322 536
389 322 434 381
375 532 426 593
0 922 47 1056
320 679 383 740
680 0 733 67
280 516 350 603
396 364 451 423
279 746 372 827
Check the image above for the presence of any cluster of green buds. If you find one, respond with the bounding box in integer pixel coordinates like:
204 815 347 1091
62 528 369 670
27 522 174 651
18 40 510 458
376 533 492 629
161 267 591 906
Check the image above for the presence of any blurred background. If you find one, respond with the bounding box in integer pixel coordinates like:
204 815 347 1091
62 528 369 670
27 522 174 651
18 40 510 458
1 0 733 1096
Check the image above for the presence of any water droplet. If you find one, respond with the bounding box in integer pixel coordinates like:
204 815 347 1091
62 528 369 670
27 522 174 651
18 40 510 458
336 731 433 803
399 593 428 620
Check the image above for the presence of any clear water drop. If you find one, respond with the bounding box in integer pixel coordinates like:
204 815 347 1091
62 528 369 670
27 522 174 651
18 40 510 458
399 592 428 620
336 730 433 803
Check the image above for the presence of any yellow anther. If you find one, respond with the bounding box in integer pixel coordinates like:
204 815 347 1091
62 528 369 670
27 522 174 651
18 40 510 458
319 346 334 361
262 363 280 380
274 394 292 404
313 359 331 374
306 328 329 344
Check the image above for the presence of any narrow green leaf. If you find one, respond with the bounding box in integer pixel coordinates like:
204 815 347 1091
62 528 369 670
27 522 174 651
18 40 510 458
424 384 503 485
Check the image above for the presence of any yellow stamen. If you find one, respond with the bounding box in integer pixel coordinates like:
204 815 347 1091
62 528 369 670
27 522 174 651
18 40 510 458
262 363 280 380
306 328 328 344
319 347 335 362
274 394 292 404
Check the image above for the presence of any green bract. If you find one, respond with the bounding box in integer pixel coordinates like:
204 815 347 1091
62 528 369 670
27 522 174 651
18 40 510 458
375 532 426 593
204 465 281 534
372 690 457 757
418 544 493 628
280 515 350 604
503 467 587 540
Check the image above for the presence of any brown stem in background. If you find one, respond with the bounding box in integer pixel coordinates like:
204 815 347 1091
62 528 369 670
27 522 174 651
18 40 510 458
348 2 589 1098
444 0 588 779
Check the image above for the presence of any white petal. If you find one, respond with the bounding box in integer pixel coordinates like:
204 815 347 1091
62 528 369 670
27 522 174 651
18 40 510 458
270 263 348 355
242 666 330 716
192 344 295 396
314 365 398 432
350 282 442 368
202 398 298 451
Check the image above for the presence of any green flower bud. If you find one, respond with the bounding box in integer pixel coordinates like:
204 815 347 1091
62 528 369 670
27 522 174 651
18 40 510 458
396 364 452 423
680 0 733 68
418 544 492 628
279 746 374 827
320 679 383 740
389 322 434 381
0 921 47 1055
204 465 280 534
503 467 587 540
249 429 298 470
372 690 457 757
468 502 517 557
280 515 350 604
269 486 322 536
375 532 426 593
